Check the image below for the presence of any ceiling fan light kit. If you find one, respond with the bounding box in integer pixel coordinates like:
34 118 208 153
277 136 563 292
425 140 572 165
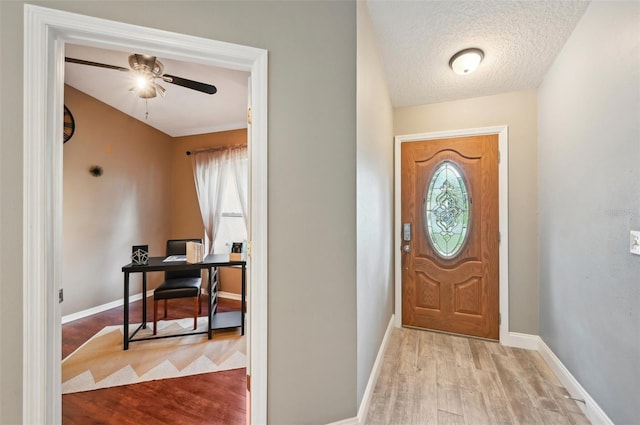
449 48 484 75
128 54 163 75
128 54 166 98
130 78 165 99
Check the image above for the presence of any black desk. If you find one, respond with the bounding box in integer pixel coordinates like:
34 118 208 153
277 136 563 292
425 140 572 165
122 254 246 350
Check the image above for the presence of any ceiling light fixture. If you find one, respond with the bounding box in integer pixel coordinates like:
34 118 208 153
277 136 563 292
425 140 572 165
135 75 150 90
449 48 484 75
128 54 166 99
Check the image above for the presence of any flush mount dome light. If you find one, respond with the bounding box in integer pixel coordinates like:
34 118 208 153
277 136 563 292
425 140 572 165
449 48 484 75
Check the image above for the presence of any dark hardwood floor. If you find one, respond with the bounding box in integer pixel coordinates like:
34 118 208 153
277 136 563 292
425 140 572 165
62 296 246 425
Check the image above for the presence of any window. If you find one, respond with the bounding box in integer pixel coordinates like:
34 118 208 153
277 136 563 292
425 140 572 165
213 168 247 254
424 161 470 258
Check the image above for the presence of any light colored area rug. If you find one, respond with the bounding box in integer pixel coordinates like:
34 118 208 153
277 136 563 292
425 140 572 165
62 317 246 394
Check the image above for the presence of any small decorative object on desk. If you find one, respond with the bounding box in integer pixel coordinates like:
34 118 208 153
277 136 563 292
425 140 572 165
131 245 149 265
186 241 204 263
230 242 243 261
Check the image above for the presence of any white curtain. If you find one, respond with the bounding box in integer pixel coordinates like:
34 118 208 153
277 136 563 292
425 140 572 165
191 150 228 254
229 146 249 229
191 146 248 255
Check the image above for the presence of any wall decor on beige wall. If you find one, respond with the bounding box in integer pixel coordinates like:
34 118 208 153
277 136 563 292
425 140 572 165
88 165 103 177
63 104 75 143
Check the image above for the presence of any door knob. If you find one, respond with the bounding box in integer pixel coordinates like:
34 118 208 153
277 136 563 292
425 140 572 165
403 244 411 253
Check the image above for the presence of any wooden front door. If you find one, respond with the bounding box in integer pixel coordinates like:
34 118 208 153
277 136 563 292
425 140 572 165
401 135 499 339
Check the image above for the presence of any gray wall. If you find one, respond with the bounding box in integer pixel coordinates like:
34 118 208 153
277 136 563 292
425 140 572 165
0 1 357 424
538 2 640 423
356 2 395 408
394 90 540 334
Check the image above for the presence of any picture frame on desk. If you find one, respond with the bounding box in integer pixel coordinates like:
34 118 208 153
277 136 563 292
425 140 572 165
131 245 149 265
230 242 243 261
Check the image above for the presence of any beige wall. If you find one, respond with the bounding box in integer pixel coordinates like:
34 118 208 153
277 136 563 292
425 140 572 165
62 86 246 318
0 2 357 424
394 90 539 334
62 85 173 316
171 130 247 295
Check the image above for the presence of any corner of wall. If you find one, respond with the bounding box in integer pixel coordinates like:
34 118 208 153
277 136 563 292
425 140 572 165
537 338 615 425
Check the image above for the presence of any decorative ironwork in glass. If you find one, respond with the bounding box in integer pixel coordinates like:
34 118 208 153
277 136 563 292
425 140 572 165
424 161 470 258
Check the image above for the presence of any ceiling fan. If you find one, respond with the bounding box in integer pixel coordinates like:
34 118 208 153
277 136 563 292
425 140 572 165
65 54 217 99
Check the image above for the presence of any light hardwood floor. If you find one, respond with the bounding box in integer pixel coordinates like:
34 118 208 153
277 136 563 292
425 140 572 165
365 327 591 425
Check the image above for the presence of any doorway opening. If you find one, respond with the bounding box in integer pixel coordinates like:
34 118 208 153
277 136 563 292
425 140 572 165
23 5 268 424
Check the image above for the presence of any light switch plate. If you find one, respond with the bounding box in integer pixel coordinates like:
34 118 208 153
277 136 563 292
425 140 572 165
631 230 640 256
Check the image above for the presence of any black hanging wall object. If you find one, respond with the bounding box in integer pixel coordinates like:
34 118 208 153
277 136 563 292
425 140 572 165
89 165 104 177
63 105 76 143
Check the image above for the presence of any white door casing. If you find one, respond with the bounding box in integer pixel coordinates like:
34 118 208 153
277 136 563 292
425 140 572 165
394 126 510 343
23 5 268 424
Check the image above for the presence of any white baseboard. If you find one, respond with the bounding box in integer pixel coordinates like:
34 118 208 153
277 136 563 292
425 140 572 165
326 417 359 425
357 314 396 424
62 290 243 324
501 332 612 425
537 339 613 425
218 291 242 301
61 290 153 324
325 314 395 425
502 331 542 350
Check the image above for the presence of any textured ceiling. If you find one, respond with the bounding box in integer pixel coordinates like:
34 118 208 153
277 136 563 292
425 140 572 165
366 0 590 107
65 44 249 137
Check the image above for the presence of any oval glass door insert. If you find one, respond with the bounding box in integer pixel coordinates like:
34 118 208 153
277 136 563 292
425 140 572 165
424 161 470 258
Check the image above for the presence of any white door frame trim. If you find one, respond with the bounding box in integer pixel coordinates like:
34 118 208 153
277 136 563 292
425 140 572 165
23 5 268 424
394 126 509 343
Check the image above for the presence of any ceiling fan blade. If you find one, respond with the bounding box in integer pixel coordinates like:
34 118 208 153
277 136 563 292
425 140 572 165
162 74 217 95
65 57 130 72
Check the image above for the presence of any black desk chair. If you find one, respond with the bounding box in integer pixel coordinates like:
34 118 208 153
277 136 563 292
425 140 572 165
153 238 203 335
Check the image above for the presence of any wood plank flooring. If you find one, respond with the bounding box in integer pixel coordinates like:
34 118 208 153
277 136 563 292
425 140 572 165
62 296 246 425
64 304 591 424
366 327 591 425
